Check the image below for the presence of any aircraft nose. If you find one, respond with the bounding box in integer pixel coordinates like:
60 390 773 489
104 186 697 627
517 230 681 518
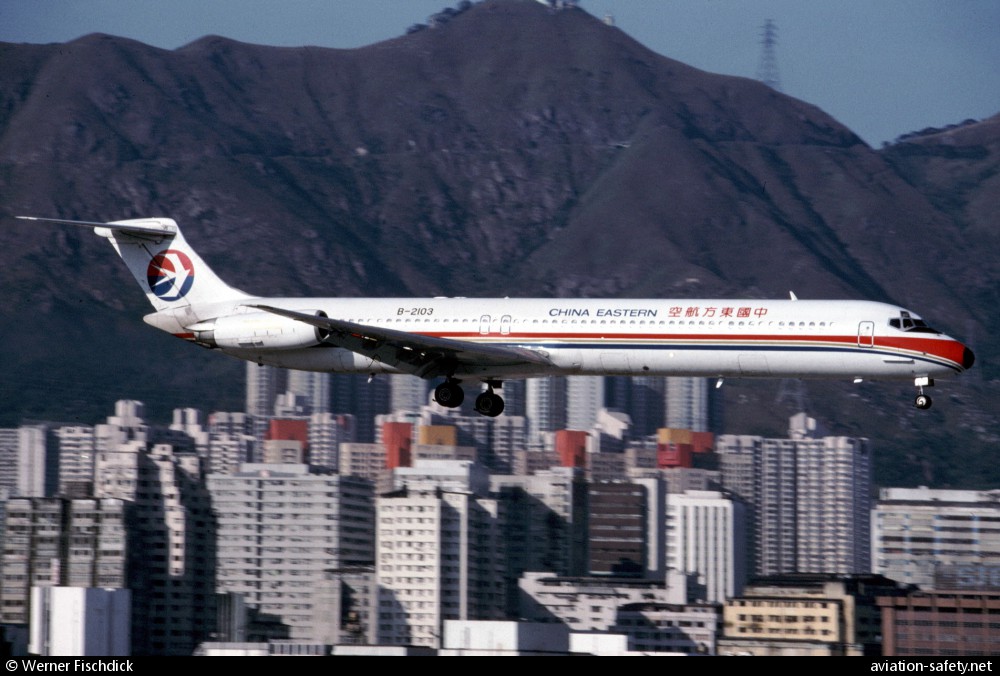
963 346 976 371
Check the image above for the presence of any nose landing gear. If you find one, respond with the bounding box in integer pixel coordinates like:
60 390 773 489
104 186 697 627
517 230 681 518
914 376 934 410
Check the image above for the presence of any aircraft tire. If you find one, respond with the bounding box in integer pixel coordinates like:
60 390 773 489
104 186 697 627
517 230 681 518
475 392 505 417
435 382 465 408
914 394 932 410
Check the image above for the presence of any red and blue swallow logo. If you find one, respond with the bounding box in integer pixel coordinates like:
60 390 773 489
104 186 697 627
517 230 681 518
147 249 195 300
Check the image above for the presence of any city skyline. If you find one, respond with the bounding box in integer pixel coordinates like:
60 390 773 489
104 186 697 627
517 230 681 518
4 388 1000 655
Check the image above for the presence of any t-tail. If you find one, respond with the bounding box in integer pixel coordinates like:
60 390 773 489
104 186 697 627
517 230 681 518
16 216 251 311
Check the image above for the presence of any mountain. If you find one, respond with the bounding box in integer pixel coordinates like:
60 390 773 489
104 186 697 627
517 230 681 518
1 0 997 486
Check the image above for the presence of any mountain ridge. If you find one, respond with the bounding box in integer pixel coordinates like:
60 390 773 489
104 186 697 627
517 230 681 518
1 0 997 486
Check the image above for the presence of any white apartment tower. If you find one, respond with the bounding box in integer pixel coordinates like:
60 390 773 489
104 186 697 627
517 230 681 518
308 412 356 469
718 414 872 577
207 464 375 642
376 460 506 648
565 376 605 432
795 429 872 575
666 490 747 603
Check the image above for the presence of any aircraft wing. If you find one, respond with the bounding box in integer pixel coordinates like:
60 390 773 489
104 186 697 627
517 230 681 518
249 304 553 379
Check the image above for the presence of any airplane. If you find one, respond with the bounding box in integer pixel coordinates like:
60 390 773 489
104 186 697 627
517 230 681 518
15 215 975 416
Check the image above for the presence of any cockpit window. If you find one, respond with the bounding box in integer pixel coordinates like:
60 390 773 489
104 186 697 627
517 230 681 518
889 311 941 334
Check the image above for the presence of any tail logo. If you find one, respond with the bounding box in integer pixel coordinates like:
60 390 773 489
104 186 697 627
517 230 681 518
147 249 195 301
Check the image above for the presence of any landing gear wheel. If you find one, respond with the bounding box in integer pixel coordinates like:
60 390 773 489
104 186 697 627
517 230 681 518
915 394 932 410
435 381 465 408
475 391 505 417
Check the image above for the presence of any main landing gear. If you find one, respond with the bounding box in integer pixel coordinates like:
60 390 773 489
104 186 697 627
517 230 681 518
434 379 505 417
914 376 934 410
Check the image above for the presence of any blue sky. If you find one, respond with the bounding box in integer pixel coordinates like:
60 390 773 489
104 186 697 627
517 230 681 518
2 0 998 147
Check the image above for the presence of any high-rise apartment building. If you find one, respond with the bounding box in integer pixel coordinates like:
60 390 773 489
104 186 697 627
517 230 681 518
489 415 528 475
872 488 1000 588
0 429 18 495
331 374 391 443
95 431 214 655
565 376 604 432
55 425 97 493
205 412 257 475
308 412 355 469
664 377 710 431
317 565 379 646
8 425 59 498
605 376 664 438
389 374 429 413
588 481 647 575
208 463 375 643
376 460 506 648
245 363 282 418
0 497 126 626
338 443 387 482
286 370 330 415
666 490 747 603
718 414 872 577
526 377 567 447
491 467 589 583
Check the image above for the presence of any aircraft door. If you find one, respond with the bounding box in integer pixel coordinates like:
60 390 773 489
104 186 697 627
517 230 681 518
858 321 875 347
500 315 512 336
479 315 491 335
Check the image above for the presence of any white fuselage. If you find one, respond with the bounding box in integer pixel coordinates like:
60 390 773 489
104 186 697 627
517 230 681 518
164 297 972 383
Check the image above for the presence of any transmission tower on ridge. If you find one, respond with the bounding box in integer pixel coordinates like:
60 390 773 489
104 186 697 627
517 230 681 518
757 19 782 91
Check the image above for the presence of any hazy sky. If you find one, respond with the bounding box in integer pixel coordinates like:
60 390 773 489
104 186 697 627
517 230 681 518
1 0 997 147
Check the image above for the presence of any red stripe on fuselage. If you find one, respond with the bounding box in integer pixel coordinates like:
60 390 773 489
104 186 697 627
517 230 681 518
876 335 967 367
429 330 966 366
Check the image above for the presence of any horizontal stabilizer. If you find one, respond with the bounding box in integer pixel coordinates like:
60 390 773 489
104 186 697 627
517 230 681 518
16 216 177 239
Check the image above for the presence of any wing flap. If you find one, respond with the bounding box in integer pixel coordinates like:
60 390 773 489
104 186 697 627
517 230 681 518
248 304 552 379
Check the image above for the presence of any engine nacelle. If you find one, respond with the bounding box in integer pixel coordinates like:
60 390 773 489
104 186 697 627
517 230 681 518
191 310 329 350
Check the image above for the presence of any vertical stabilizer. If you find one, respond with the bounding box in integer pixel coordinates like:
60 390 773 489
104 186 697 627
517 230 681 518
100 218 251 311
15 216 251 312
